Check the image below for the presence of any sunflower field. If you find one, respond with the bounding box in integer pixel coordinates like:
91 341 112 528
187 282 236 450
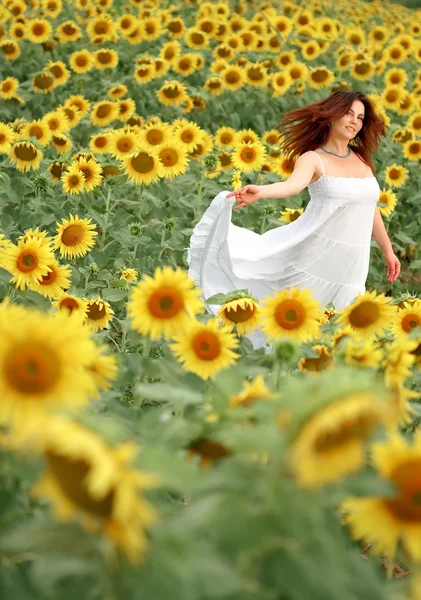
1 0 421 597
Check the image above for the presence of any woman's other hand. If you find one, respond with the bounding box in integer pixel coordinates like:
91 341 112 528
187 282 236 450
384 251 401 283
226 185 263 210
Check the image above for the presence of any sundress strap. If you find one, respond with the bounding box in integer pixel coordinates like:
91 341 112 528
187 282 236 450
311 150 325 176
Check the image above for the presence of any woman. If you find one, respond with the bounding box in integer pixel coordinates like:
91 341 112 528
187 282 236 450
187 90 401 316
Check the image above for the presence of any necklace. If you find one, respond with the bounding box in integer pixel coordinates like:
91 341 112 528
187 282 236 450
320 145 351 158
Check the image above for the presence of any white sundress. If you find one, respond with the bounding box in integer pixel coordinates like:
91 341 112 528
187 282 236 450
187 150 381 320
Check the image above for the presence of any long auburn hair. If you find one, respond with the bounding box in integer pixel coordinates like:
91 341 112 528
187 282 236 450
277 91 387 171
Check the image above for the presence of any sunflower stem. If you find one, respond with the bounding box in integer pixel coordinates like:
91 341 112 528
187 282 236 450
139 337 151 382
260 216 267 234
101 188 112 249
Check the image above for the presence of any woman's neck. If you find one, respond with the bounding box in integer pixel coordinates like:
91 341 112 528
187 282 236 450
322 138 350 155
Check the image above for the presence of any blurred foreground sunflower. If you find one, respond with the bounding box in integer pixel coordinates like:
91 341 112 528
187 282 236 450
342 432 421 562
29 418 159 564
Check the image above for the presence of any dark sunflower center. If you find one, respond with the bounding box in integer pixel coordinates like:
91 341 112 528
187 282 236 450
86 302 106 320
192 332 221 360
131 152 154 174
148 288 183 318
349 301 380 327
224 305 255 323
60 297 79 314
17 251 38 272
5 343 60 394
61 224 84 246
46 452 114 518
14 144 38 161
313 411 377 453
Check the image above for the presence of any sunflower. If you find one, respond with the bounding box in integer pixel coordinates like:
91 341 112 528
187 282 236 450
381 86 405 111
61 106 82 128
385 67 408 87
56 20 82 43
298 344 334 376
0 40 21 61
173 53 197 77
120 268 138 283
86 16 116 42
272 71 292 97
140 122 172 149
385 163 409 188
217 65 245 91
213 126 235 148
128 266 204 340
384 43 406 64
156 80 188 107
53 292 88 321
9 141 43 172
0 76 23 102
43 109 70 134
61 167 85 195
342 432 421 562
378 188 398 217
390 302 421 338
2 237 54 291
94 48 119 70
403 140 421 160
54 214 98 259
32 71 55 93
159 40 181 64
133 63 156 85
382 338 418 387
350 59 375 81
184 27 209 50
122 148 164 185
89 132 112 155
87 344 118 396
29 261 71 299
117 14 137 35
279 207 304 223
171 121 203 153
336 290 395 339
260 286 324 343
29 418 158 564
203 76 224 96
301 40 322 61
244 62 269 87
157 142 189 180
288 61 309 82
84 297 114 332
188 131 213 161
45 60 70 86
170 318 239 380
218 294 261 335
287 383 391 488
108 84 128 100
26 19 52 43
342 338 384 368
308 66 335 89
0 308 97 429
116 98 136 121
108 129 140 160
230 375 277 409
408 111 421 135
50 134 72 155
167 17 185 38
65 95 91 119
231 141 267 173
69 49 94 73
0 122 16 154
20 120 52 146
48 161 68 184
73 157 103 191
90 101 119 127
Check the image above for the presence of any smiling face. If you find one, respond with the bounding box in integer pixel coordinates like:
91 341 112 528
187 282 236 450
332 99 365 139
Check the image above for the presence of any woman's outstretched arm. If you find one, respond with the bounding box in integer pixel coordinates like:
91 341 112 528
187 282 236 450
226 152 317 210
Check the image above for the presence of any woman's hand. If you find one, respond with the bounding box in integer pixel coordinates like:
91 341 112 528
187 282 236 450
384 251 401 283
226 185 262 210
